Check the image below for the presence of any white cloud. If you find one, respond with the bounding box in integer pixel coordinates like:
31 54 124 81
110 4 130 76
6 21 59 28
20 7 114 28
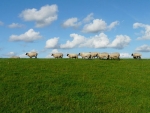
19 4 58 28
8 23 24 28
62 13 94 28
82 19 119 33
109 35 131 49
51 49 59 53
83 13 94 23
82 19 107 33
120 53 132 58
45 37 59 49
62 18 81 28
133 23 150 40
46 49 59 58
108 21 119 30
133 23 145 28
30 49 38 53
8 52 16 56
6 52 16 57
9 29 42 42
0 21 4 26
60 34 86 48
60 33 131 49
136 44 150 52
79 33 109 48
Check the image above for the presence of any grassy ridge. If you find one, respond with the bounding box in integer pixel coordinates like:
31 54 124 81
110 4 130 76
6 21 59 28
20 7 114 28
1 58 150 113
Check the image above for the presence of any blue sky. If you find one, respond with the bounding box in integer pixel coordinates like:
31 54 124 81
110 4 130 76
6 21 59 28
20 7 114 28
0 0 150 58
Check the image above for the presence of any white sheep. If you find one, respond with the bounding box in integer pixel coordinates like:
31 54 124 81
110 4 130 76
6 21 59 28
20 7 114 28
131 53 141 59
25 52 38 58
97 52 109 59
108 52 120 60
67 54 78 59
89 52 98 59
10 56 20 58
78 52 91 59
51 53 63 59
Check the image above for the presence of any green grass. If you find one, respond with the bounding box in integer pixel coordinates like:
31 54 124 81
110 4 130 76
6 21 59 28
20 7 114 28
1 58 150 113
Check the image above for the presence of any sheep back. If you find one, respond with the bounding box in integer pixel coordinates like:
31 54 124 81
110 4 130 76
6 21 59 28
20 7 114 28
67 54 78 59
131 53 141 59
89 52 98 59
51 53 63 58
26 52 38 58
79 52 91 59
98 52 109 59
10 56 20 58
109 52 120 60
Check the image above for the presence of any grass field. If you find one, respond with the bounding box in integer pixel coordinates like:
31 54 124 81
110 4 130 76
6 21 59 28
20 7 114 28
1 58 150 113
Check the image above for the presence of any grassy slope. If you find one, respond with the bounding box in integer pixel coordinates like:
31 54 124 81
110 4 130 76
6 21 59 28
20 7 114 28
0 58 150 113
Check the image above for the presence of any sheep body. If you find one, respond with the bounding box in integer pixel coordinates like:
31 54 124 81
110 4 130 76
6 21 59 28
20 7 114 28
10 56 20 58
131 53 141 59
109 52 120 60
79 53 91 59
67 54 78 59
26 52 38 58
89 52 98 59
97 52 109 59
51 53 63 58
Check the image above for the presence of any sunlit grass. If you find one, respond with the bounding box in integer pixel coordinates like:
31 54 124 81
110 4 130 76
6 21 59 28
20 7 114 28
1 58 150 112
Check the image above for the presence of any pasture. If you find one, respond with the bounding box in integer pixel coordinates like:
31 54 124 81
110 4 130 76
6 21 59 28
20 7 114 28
1 58 150 113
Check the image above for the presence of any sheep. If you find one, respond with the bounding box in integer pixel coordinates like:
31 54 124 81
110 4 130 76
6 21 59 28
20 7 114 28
97 52 109 59
67 54 78 59
51 53 63 59
25 52 38 58
108 52 120 60
131 53 141 59
10 56 20 58
89 52 98 59
78 52 91 59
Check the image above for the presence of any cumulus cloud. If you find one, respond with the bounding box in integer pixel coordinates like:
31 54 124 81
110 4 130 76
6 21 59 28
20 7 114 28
133 23 150 40
0 21 4 26
79 33 109 48
51 49 59 53
82 19 119 33
133 23 145 28
9 29 42 42
6 52 16 57
19 4 58 28
109 35 131 49
136 44 150 52
60 33 131 49
45 37 59 49
60 34 86 48
108 21 119 30
62 18 81 28
29 49 38 53
82 19 107 33
83 13 94 23
46 49 59 58
8 23 24 28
